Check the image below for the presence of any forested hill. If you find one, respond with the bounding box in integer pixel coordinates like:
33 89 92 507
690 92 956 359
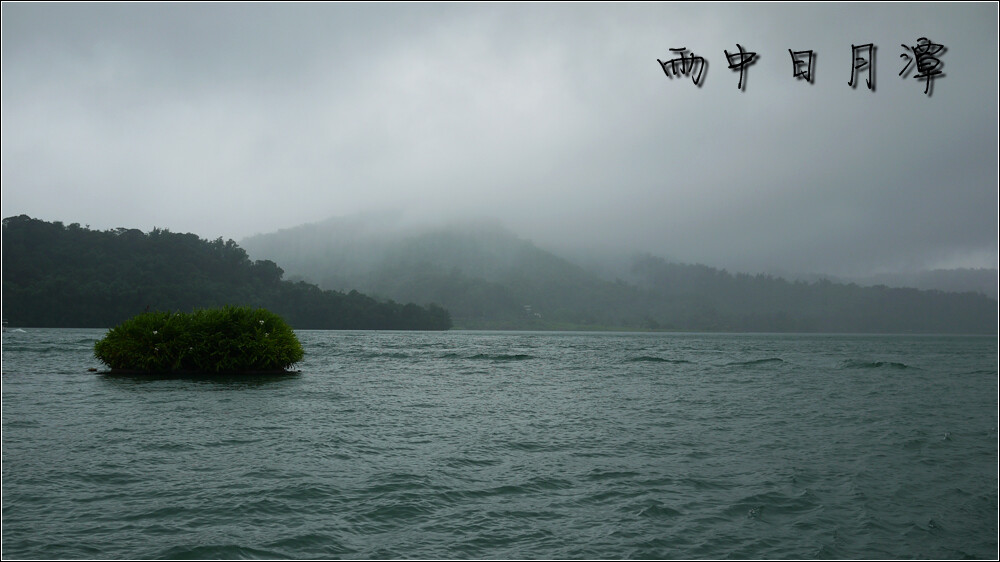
1 215 451 330
241 216 997 334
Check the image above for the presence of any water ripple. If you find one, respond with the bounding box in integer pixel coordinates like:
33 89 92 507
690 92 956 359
2 329 996 559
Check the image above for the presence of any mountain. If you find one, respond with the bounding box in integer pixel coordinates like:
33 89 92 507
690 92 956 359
241 215 997 333
243 216 630 329
1 215 451 330
843 269 999 300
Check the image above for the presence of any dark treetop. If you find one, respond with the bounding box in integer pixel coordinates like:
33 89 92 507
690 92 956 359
1 215 451 330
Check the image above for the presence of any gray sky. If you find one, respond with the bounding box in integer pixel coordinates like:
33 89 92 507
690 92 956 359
2 2 997 276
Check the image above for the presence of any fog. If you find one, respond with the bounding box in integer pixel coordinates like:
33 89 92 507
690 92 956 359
2 3 997 277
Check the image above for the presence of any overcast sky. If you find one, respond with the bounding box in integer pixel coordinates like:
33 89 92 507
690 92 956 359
2 3 997 276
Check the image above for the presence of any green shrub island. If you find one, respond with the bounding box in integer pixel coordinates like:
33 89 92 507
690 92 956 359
94 306 304 373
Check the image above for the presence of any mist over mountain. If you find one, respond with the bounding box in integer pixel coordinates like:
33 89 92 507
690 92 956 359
839 269 998 301
2 215 451 330
242 214 619 329
241 214 997 333
4 4 995 294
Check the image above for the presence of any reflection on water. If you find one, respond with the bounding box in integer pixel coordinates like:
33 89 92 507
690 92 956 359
99 370 302 388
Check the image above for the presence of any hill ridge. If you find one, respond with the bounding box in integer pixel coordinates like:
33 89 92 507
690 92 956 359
239 215 997 333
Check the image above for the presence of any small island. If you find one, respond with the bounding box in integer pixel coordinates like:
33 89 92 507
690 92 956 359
94 306 304 374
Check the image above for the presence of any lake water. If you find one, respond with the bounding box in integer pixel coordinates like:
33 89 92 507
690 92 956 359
2 329 997 559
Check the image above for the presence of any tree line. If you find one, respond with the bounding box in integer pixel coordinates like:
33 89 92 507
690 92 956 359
1 215 451 330
626 254 996 333
242 222 996 333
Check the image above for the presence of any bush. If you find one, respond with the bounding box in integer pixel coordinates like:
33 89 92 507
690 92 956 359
94 306 304 373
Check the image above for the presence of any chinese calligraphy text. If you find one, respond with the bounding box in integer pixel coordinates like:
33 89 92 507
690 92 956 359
659 40 945 96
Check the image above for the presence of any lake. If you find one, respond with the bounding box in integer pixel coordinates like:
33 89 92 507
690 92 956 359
2 329 997 559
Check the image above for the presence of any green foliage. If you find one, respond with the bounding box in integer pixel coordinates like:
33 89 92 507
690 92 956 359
1 215 452 330
94 306 304 373
7 214 993 333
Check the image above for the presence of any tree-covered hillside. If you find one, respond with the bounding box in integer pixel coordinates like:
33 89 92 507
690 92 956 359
1 215 451 329
240 216 997 333
628 254 995 333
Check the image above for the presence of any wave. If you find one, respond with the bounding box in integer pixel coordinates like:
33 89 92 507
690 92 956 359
468 353 534 361
626 356 692 364
442 456 502 469
840 359 912 370
723 489 822 521
956 369 997 376
585 469 642 481
1 345 71 354
635 502 683 518
4 330 996 561
727 357 784 367
361 351 412 359
159 544 289 559
264 533 351 558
